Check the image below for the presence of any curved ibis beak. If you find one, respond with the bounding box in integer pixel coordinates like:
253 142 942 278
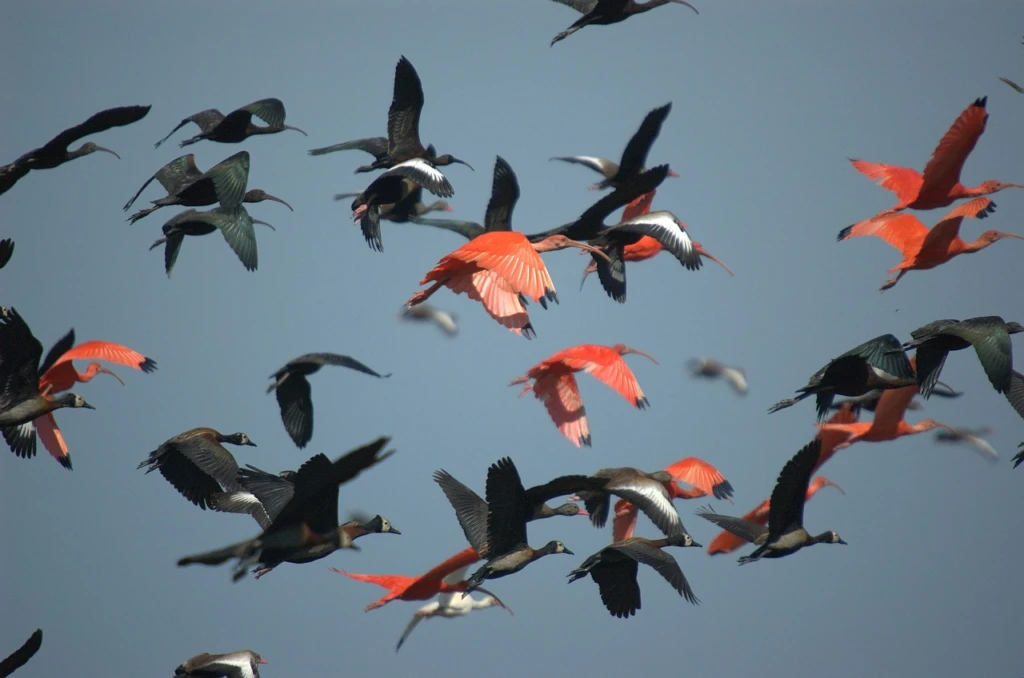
451 157 474 171
568 239 613 263
264 194 294 211
334 192 359 201
694 243 734 276
473 585 510 612
96 366 126 386
821 478 846 495
670 0 699 13
996 231 1024 240
284 124 308 136
252 219 276 231
94 145 121 160
622 346 659 365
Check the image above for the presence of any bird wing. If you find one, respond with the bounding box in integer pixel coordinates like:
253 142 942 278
593 242 626 302
396 606 433 652
919 197 995 254
697 507 770 546
839 212 929 255
918 97 989 199
34 413 70 469
309 136 390 158
0 162 31 196
549 0 600 13
612 501 639 541
387 56 426 154
208 490 273 530
445 232 554 304
197 652 258 678
123 154 202 211
0 629 42 678
416 546 481 587
612 539 698 604
525 474 609 506
205 207 257 271
381 159 454 198
588 558 642 618
610 482 684 537
203 151 251 208
0 239 13 269
848 159 923 204
1004 371 1024 421
433 469 491 556
36 328 76 381
175 435 243 491
44 105 151 152
663 457 733 500
608 210 702 270
241 98 288 127
483 156 520 232
560 347 649 408
2 422 37 460
236 466 296 523
410 216 485 241
766 439 821 540
549 155 619 179
947 316 1015 393
0 308 45 392
839 333 914 378
616 103 672 179
313 353 393 379
40 340 156 392
532 372 591 447
446 269 534 336
275 372 313 448
484 457 529 555
154 442 231 509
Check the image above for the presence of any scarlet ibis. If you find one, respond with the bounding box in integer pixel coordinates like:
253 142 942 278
174 651 267 678
149 205 275 276
136 427 256 510
901 316 1023 397
510 343 656 446
767 334 916 419
567 534 701 617
934 426 999 462
266 353 392 449
0 308 94 468
396 573 510 653
335 185 452 223
177 437 394 581
697 439 847 564
125 151 291 224
350 158 455 252
550 103 677 190
0 105 151 196
687 358 748 395
155 98 306 148
456 458 574 592
400 304 459 337
550 0 698 47
0 239 13 269
0 629 42 678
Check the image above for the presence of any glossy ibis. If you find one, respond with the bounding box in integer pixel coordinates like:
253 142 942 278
550 0 698 47
177 437 394 581
267 353 392 449
125 152 291 224
567 534 701 618
155 98 306 148
550 102 677 190
767 334 916 419
174 651 267 678
400 304 459 337
0 308 95 468
697 439 848 564
0 240 13 269
335 185 452 222
136 427 256 509
0 629 42 678
349 158 455 251
0 105 150 196
901 316 1023 397
309 136 390 171
148 205 275 276
396 572 509 653
687 357 748 395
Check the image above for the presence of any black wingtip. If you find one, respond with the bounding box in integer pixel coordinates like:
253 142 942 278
580 434 592 447
139 357 158 373
837 224 853 242
712 480 735 500
636 396 649 409
59 454 73 471
522 324 537 340
974 96 988 108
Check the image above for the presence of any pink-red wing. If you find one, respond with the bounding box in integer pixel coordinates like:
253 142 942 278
849 159 923 204
533 372 590 447
447 270 532 336
663 456 730 496
918 99 989 199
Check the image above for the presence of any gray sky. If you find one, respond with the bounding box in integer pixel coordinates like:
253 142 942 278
2 1 1023 676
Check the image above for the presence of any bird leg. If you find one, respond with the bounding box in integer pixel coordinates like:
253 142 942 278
351 205 369 223
405 281 445 307
39 383 53 398
128 206 160 225
508 375 534 397
148 237 167 251
879 271 905 292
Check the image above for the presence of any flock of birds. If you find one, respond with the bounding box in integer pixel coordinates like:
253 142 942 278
2 4 1023 677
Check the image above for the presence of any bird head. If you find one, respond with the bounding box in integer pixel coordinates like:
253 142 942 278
243 189 293 211
533 234 613 262
978 229 1024 245
225 432 257 447
435 154 474 171
1004 321 1024 334
553 502 588 517
544 541 574 556
979 180 1024 194
77 142 120 159
57 392 95 410
611 344 659 364
363 515 402 535
824 531 847 545
666 533 702 548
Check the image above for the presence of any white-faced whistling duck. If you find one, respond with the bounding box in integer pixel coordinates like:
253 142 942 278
687 357 749 395
209 464 297 529
767 333 917 420
125 151 292 224
902 316 1024 398
400 304 459 337
567 533 701 618
396 563 512 653
155 98 306 149
0 308 95 468
697 439 847 565
176 437 394 581
335 185 453 224
0 239 13 269
308 136 390 171
568 466 693 538
0 628 42 678
933 426 999 462
149 205 275 277
550 103 676 190
174 650 267 678
136 427 256 509
267 352 392 449
0 105 151 197
433 467 596 557
450 458 576 592
549 0 698 47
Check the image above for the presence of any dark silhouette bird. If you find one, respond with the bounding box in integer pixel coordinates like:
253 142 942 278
149 205 275 276
174 651 267 678
309 136 390 171
768 334 916 419
136 427 256 509
0 308 94 467
349 159 456 251
934 426 999 462
449 458 575 592
550 103 677 190
567 534 701 618
125 151 291 224
687 357 748 395
0 240 13 270
0 629 42 678
901 317 1023 398
334 185 452 222
550 0 698 47
177 437 394 581
267 353 392 448
400 304 459 337
155 98 306 149
696 439 847 564
0 105 151 196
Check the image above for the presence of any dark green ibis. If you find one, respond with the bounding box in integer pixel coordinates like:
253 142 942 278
0 105 151 196
267 353 392 448
125 151 291 224
567 534 701 618
0 629 42 678
0 239 13 270
174 651 267 678
334 185 452 223
149 205 275 276
176 437 394 581
0 307 95 468
550 0 698 47
767 334 916 419
696 439 847 564
902 316 1024 398
154 98 306 149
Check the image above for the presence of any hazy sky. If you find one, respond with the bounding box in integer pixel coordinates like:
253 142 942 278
2 2 1023 676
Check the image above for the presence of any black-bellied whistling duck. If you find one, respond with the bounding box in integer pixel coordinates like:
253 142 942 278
687 357 748 395
174 651 267 678
549 0 698 47
266 352 391 449
0 629 42 678
155 98 306 148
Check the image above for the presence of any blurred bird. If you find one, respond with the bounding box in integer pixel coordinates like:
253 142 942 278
0 629 41 678
174 651 267 678
933 426 999 462
549 0 698 47
155 98 306 148
687 357 748 395
400 304 459 337
1000 77 1024 94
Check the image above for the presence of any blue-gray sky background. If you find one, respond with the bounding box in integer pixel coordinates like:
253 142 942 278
2 1 1023 676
